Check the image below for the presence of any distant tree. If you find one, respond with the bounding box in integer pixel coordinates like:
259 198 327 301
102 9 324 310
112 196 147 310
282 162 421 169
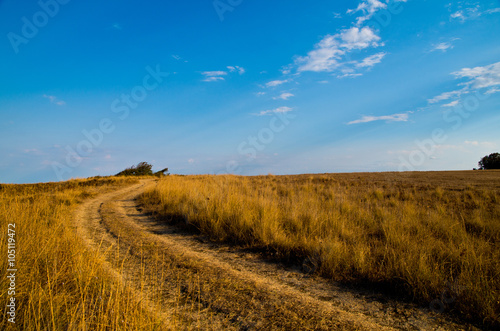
478 153 500 170
154 168 169 177
116 162 154 176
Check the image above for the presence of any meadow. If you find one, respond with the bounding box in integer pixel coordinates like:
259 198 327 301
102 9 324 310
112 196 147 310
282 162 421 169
0 177 172 330
140 171 500 328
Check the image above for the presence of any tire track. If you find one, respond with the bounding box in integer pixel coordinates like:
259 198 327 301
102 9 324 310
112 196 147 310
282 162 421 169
73 179 468 330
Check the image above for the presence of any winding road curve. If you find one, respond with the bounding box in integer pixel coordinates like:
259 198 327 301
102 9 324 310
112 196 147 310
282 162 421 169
72 179 469 330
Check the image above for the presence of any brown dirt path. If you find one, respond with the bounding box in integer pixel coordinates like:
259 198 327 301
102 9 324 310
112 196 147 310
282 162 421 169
73 179 471 330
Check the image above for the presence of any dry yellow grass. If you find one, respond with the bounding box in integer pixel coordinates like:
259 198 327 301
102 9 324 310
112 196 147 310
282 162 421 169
0 177 172 330
140 171 500 328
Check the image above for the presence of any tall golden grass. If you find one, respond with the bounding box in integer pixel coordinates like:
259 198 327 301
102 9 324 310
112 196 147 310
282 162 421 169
140 171 500 327
0 177 170 330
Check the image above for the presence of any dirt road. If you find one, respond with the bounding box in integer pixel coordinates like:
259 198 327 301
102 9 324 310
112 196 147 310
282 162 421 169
73 180 470 330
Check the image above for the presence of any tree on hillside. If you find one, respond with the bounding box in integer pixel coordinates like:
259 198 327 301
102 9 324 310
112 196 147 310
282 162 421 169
478 153 500 170
154 168 169 177
116 162 154 176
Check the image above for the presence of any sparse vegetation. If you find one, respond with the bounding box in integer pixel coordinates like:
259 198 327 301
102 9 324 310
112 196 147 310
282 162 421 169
2 171 499 329
154 167 170 177
115 162 169 178
116 162 154 177
0 177 172 330
140 171 500 328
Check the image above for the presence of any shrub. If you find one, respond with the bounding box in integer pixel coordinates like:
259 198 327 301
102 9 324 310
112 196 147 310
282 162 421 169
116 162 154 176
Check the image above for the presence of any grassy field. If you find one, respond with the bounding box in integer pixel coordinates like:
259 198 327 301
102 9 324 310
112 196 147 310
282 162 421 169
140 171 500 328
0 177 173 330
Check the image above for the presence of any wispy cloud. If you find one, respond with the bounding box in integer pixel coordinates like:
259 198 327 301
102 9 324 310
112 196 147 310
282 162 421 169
450 10 466 21
485 8 500 14
452 61 500 89
464 140 496 147
429 37 460 53
356 52 386 68
255 106 293 116
291 0 399 78
337 73 363 79
448 3 499 22
430 42 453 52
201 67 245 82
201 71 227 82
449 5 480 22
43 94 66 106
266 79 289 87
442 100 460 107
227 66 245 75
428 89 466 104
273 92 294 100
347 112 409 125
111 23 122 30
426 61 500 107
347 0 387 26
280 64 293 75
295 26 382 75
172 54 188 62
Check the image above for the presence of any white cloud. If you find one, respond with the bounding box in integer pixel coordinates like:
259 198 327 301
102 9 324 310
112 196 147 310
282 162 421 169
356 52 386 68
202 71 227 77
273 92 294 100
340 26 381 50
428 89 465 103
347 0 387 26
426 61 500 108
452 61 500 89
485 87 500 95
442 100 459 107
43 94 66 106
433 38 459 50
266 79 289 87
333 12 342 19
202 76 225 82
486 8 500 14
450 11 465 21
255 92 266 96
296 26 381 73
256 106 293 116
465 140 496 147
201 71 227 82
296 35 344 72
448 3 497 22
280 64 294 75
337 73 363 79
202 67 245 82
227 66 245 75
431 42 454 52
347 112 409 125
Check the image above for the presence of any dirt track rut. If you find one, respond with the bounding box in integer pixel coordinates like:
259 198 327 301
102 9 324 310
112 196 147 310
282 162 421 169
73 180 470 330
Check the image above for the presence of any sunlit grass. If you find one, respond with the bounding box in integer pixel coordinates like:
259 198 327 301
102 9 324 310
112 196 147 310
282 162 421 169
140 171 500 327
0 177 170 330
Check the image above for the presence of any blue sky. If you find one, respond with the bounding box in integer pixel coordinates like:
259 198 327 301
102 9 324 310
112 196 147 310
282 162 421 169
1 0 500 183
